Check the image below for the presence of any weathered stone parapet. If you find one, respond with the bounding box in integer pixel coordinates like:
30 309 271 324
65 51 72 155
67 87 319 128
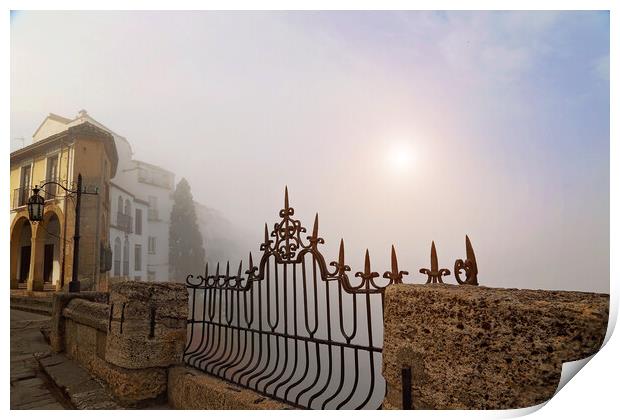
63 299 109 332
50 281 188 407
49 291 109 353
382 284 609 410
105 280 188 369
90 357 167 405
168 366 292 410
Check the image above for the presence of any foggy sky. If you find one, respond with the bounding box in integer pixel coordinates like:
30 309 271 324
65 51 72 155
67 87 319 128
10 11 610 293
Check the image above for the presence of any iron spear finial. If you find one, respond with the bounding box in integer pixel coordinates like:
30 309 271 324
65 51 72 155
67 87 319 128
383 245 408 285
455 235 479 286
420 241 450 284
284 185 289 209
312 213 319 239
391 245 399 274
364 249 371 274
430 241 438 272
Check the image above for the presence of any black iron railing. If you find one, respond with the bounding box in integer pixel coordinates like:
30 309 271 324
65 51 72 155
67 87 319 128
185 188 480 410
185 189 406 409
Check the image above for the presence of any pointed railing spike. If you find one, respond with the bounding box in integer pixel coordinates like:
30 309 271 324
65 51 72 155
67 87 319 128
391 245 398 273
312 213 319 239
284 185 289 209
264 223 269 241
338 239 345 264
204 262 209 277
226 261 230 276
430 241 438 271
364 249 371 274
465 235 475 261
215 262 220 276
237 260 243 276
248 252 254 268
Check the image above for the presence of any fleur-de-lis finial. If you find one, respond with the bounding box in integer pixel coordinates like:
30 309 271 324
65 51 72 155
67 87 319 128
355 249 380 290
329 238 351 277
261 222 273 251
419 241 451 284
307 213 325 248
383 245 409 284
454 235 479 286
245 252 258 277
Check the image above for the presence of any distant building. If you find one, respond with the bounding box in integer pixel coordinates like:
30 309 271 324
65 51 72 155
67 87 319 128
9 119 118 291
15 110 175 284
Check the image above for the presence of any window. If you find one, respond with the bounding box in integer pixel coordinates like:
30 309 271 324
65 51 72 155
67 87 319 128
147 196 158 220
135 209 142 235
117 196 123 216
134 244 142 271
148 237 156 254
113 238 121 276
45 156 59 197
17 165 31 207
124 199 131 215
122 239 129 276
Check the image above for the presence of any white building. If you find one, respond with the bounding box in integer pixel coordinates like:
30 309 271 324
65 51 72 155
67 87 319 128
29 110 175 282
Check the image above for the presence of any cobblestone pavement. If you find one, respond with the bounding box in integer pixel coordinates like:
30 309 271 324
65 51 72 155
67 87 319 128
10 309 72 410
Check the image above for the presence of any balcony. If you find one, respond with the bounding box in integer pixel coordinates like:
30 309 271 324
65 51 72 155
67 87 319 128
40 179 58 200
116 212 133 234
147 208 159 221
12 187 28 209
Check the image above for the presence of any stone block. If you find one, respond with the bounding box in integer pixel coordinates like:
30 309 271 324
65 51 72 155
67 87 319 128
49 291 109 353
167 366 292 410
106 280 188 369
62 298 109 332
90 356 167 405
382 284 609 410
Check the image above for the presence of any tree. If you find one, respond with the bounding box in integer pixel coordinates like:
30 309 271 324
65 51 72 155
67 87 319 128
169 178 205 282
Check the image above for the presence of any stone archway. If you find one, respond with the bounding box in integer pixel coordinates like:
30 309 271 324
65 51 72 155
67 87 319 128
10 216 32 289
30 209 64 291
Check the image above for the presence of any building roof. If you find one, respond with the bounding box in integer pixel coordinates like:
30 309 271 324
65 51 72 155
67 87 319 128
11 120 119 177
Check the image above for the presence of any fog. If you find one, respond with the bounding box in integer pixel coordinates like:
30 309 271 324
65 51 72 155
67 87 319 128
11 11 610 293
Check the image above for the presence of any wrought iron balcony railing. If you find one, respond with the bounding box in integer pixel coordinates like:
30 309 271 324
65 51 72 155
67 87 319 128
116 212 133 234
12 187 28 209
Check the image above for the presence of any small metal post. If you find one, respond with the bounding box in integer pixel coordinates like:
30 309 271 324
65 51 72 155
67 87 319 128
401 366 412 410
69 173 82 293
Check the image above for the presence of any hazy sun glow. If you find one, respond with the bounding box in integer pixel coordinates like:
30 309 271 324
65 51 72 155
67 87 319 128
386 141 415 173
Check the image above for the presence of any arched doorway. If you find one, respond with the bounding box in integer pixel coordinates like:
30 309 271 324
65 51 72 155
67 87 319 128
41 212 61 290
10 216 32 289
30 210 63 291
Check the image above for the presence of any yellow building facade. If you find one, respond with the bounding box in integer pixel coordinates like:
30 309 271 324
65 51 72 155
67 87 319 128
10 120 118 292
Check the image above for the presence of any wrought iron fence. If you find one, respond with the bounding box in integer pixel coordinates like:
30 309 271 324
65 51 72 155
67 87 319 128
184 188 479 409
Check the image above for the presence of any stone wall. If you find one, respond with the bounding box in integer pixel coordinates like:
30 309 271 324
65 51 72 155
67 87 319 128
382 284 609 410
168 366 291 410
49 280 188 407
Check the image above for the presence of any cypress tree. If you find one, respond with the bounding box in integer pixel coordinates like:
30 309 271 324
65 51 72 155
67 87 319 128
169 178 205 282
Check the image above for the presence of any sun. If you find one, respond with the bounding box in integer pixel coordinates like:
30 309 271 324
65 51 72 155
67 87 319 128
386 141 415 173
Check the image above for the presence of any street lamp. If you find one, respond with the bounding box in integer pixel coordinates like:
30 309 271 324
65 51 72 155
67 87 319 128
27 173 96 293
27 186 45 221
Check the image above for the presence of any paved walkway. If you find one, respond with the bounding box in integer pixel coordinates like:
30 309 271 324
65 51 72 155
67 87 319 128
10 309 72 410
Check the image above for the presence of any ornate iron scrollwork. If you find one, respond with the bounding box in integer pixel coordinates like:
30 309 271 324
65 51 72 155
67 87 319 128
419 241 451 283
454 235 479 286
